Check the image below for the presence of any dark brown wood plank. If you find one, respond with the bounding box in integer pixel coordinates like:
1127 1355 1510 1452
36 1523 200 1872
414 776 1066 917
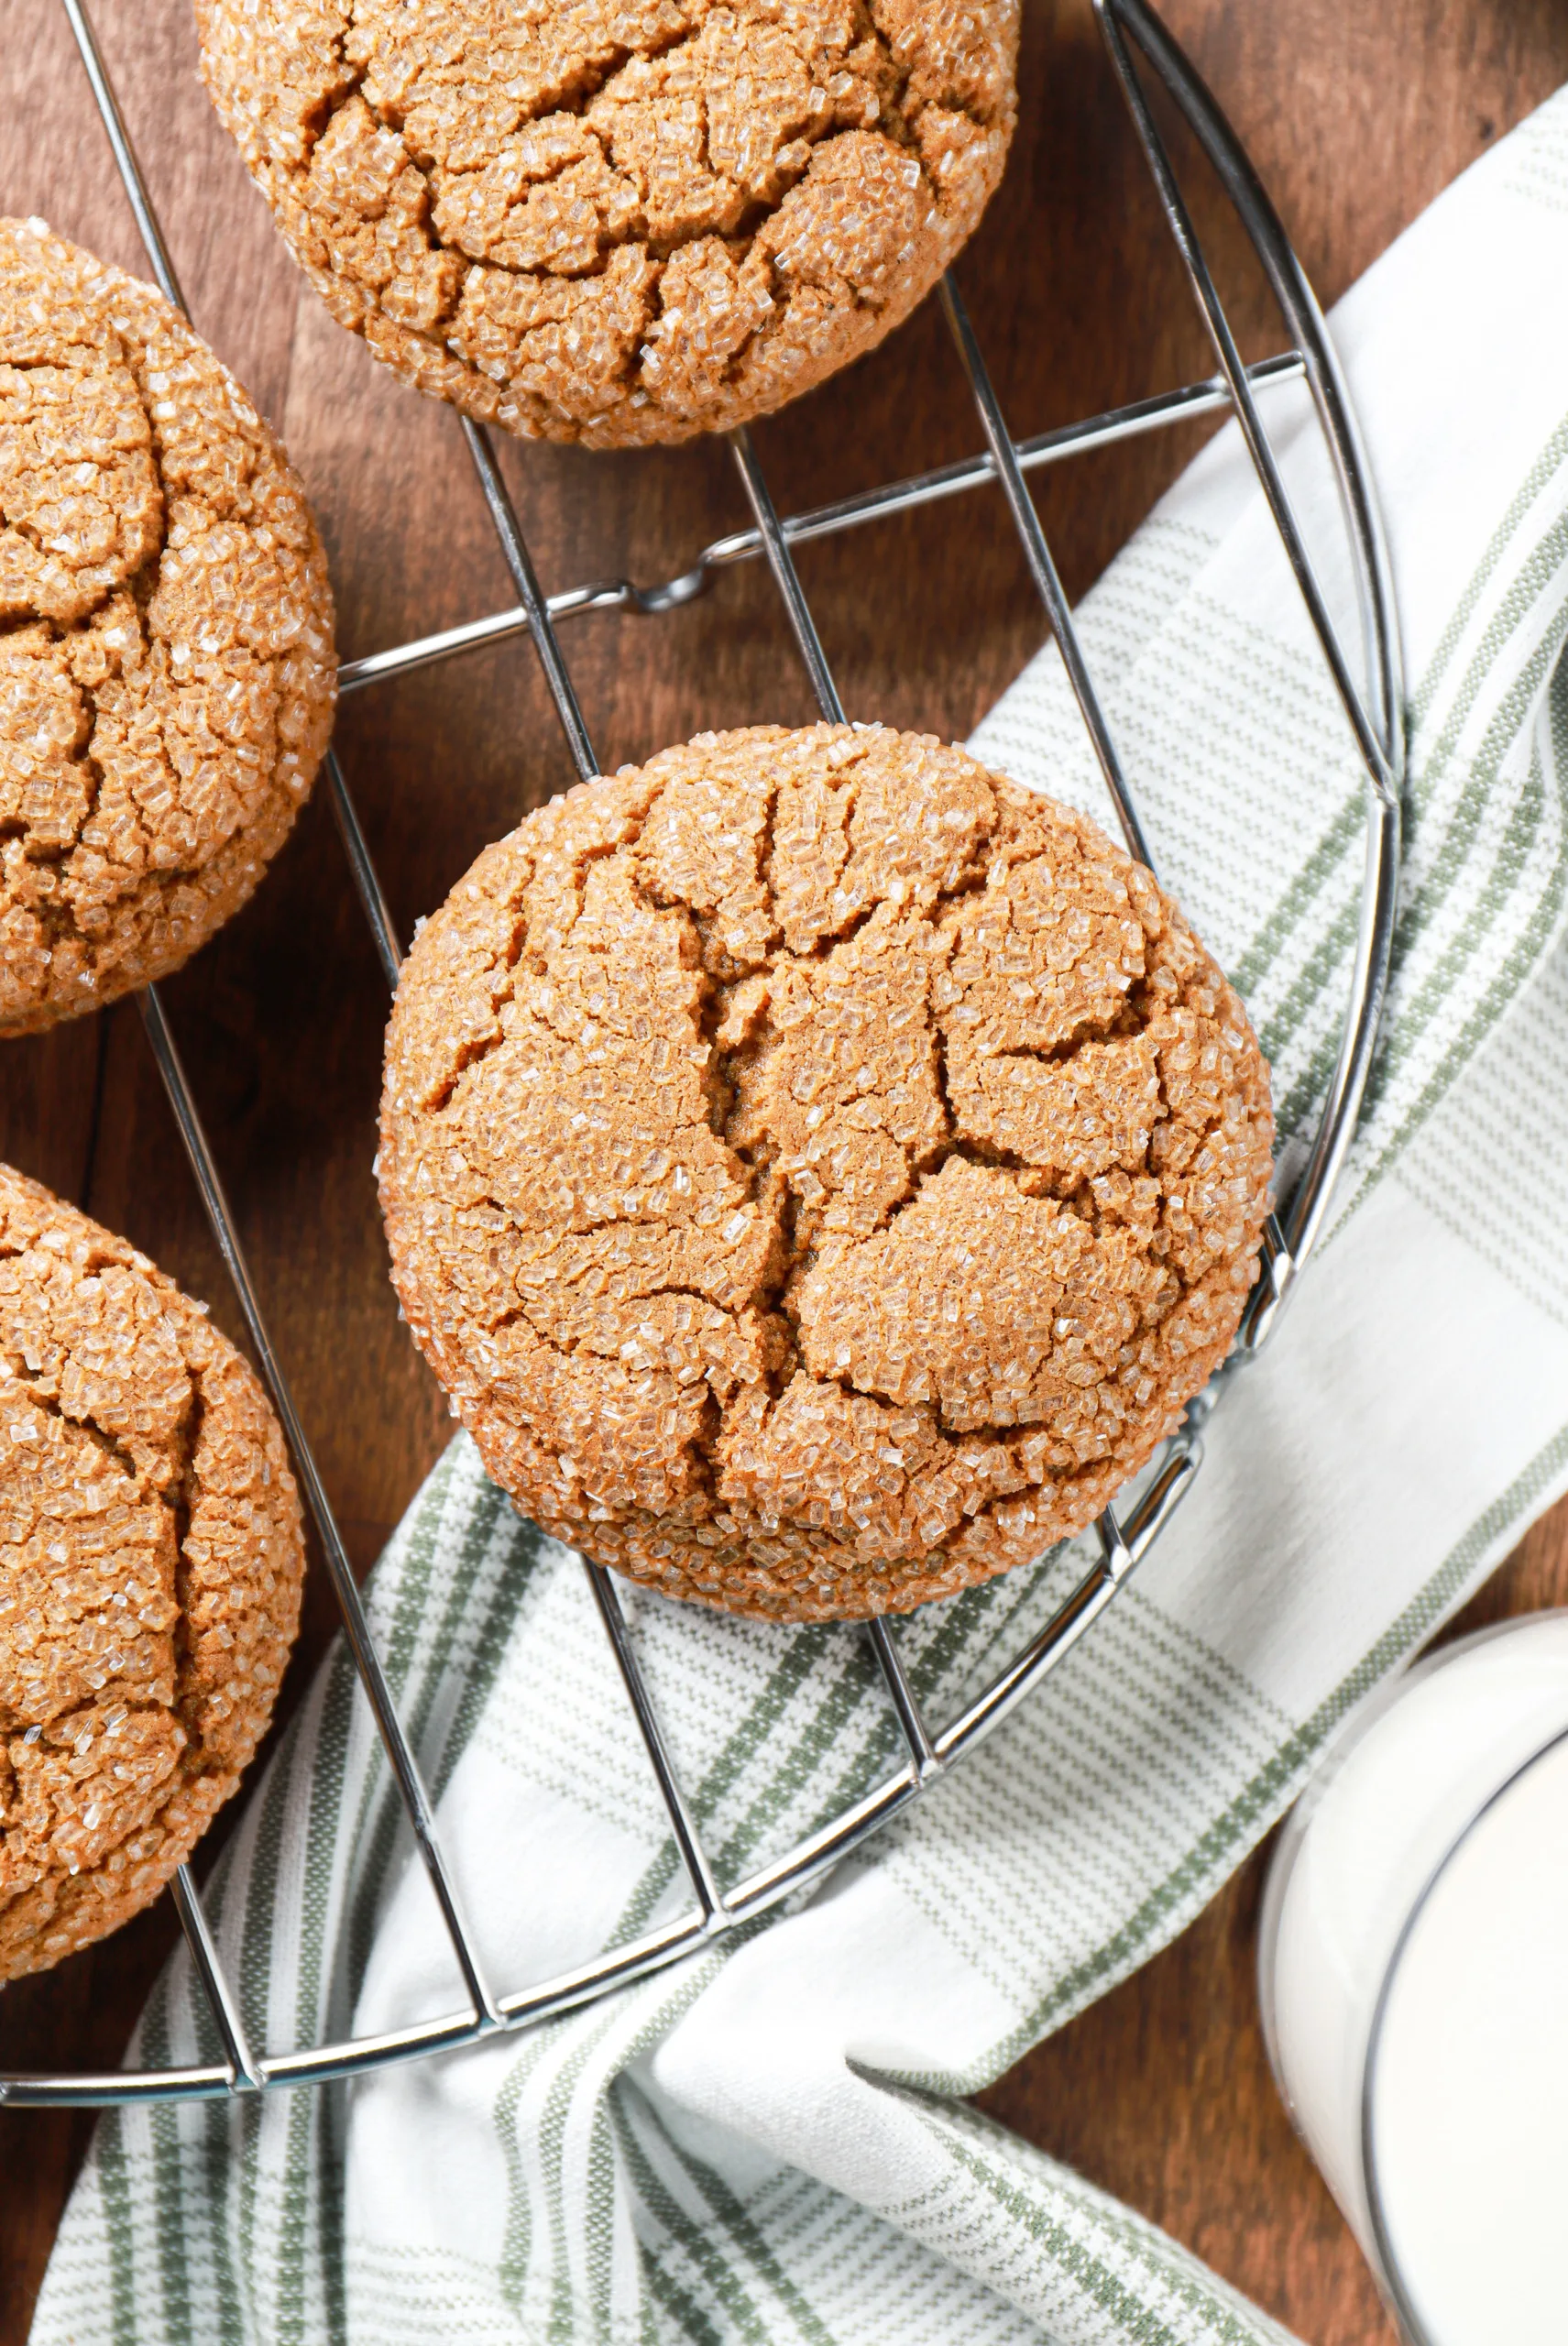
3 0 1566 2336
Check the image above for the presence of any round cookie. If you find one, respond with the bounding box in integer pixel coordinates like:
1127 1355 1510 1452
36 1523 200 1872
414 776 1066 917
0 1163 305 1980
195 0 1019 449
0 217 336 1037
379 724 1274 1622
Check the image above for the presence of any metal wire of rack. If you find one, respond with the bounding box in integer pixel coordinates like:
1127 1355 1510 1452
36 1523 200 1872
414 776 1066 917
0 0 1404 2106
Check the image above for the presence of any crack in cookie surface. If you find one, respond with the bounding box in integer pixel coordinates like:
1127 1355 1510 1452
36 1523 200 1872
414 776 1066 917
0 1162 305 1979
195 0 1020 446
0 217 336 1036
380 725 1274 1622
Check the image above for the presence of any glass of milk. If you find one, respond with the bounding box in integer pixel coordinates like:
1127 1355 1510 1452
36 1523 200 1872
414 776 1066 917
1257 1610 1568 2345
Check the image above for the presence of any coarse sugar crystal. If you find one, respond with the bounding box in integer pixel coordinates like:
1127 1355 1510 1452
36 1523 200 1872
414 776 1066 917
0 1162 304 1979
0 217 335 1037
379 724 1273 1623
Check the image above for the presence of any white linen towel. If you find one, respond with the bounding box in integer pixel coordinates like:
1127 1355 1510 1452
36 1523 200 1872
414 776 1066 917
31 82 1568 2346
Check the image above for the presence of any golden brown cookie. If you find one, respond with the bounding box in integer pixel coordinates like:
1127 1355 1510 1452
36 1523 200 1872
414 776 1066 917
195 0 1019 448
0 1163 305 1980
0 217 336 1037
379 725 1273 1623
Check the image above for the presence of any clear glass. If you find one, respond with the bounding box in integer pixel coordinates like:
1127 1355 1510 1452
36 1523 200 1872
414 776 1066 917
1257 1612 1568 2345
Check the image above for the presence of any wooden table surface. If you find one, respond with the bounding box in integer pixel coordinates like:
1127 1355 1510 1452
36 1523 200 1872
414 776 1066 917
4 2 1567 2337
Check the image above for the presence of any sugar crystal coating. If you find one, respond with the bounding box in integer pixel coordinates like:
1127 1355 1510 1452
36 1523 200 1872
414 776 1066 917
0 1163 305 1979
378 725 1274 1620
195 0 1019 447
0 218 336 1036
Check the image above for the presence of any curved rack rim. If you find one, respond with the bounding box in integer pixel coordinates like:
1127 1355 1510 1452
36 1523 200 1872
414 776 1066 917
2 0 1402 2105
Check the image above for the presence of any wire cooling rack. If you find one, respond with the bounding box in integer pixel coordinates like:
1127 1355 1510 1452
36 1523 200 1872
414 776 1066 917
2 0 1404 2105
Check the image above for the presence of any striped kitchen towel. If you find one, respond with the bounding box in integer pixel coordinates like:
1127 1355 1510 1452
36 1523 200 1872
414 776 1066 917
31 80 1568 2346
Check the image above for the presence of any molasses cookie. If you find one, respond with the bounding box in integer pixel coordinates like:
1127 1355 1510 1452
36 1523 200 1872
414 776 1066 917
379 725 1273 1622
0 1163 305 1979
196 0 1019 447
0 217 336 1036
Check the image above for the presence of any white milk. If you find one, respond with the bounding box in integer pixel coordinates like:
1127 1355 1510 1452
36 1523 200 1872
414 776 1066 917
1257 1613 1568 2342
1368 1734 1568 2343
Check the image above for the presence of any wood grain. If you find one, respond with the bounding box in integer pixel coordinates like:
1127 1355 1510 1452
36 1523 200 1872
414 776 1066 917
3 1 1566 2336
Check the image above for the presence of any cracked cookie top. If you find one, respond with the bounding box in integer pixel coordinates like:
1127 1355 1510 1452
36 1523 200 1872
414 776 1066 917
379 724 1274 1622
195 0 1019 447
0 217 336 1036
0 1161 305 1980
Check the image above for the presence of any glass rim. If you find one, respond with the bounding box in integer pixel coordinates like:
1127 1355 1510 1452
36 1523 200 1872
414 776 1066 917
1358 1714 1568 2345
1255 1609 1565 2124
